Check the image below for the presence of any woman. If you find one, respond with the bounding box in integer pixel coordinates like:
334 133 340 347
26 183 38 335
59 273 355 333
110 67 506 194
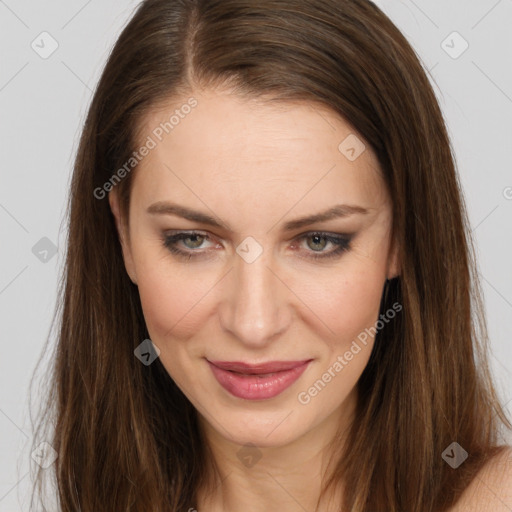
30 0 512 510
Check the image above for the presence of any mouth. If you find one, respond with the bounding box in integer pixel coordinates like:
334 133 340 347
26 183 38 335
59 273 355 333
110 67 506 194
207 359 313 400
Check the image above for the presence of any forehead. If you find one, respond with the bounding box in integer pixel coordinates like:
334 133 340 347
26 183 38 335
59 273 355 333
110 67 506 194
131 89 387 211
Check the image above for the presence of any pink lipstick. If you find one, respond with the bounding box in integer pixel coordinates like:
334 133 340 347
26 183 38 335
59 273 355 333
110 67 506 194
207 359 312 400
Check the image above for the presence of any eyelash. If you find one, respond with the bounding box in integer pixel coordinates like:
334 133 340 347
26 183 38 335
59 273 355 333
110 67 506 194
162 231 352 261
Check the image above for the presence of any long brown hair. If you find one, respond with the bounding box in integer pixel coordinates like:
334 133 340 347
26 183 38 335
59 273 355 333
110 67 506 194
29 0 511 510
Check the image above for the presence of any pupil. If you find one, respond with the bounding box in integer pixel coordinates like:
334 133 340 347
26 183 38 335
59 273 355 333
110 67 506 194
186 234 203 248
310 235 326 251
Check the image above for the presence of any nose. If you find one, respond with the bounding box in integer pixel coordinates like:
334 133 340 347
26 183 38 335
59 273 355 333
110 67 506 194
219 245 290 348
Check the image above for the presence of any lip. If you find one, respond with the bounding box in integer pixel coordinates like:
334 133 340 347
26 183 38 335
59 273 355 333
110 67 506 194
207 359 312 400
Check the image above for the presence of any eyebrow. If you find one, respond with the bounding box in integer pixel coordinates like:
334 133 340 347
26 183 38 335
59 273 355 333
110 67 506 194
146 201 370 231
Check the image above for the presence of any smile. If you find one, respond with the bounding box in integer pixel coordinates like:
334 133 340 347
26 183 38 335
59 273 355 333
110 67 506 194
207 359 313 400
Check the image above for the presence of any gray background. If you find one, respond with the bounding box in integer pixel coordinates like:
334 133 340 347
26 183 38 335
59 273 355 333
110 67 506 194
1 0 511 510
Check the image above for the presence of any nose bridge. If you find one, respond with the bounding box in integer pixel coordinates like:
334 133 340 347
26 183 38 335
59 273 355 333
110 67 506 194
221 241 288 346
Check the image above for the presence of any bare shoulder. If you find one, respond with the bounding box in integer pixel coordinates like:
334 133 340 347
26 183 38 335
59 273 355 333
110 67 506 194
449 446 512 512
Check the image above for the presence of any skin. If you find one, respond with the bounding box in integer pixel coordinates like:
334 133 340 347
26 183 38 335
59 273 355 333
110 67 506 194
109 86 401 511
448 448 512 512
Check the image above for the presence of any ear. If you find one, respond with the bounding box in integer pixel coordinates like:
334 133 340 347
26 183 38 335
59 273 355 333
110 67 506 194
109 190 138 285
387 232 401 280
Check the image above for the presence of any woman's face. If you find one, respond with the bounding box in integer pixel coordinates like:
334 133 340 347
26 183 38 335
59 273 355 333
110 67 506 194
110 87 399 449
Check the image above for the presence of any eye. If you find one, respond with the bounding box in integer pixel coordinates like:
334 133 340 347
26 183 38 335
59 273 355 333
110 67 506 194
162 231 216 260
292 232 352 260
162 231 352 261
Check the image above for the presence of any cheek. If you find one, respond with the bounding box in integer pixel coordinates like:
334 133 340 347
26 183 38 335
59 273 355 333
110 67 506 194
295 266 385 349
135 262 213 391
291 231 390 347
128 234 205 337
136 263 212 341
295 273 384 413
